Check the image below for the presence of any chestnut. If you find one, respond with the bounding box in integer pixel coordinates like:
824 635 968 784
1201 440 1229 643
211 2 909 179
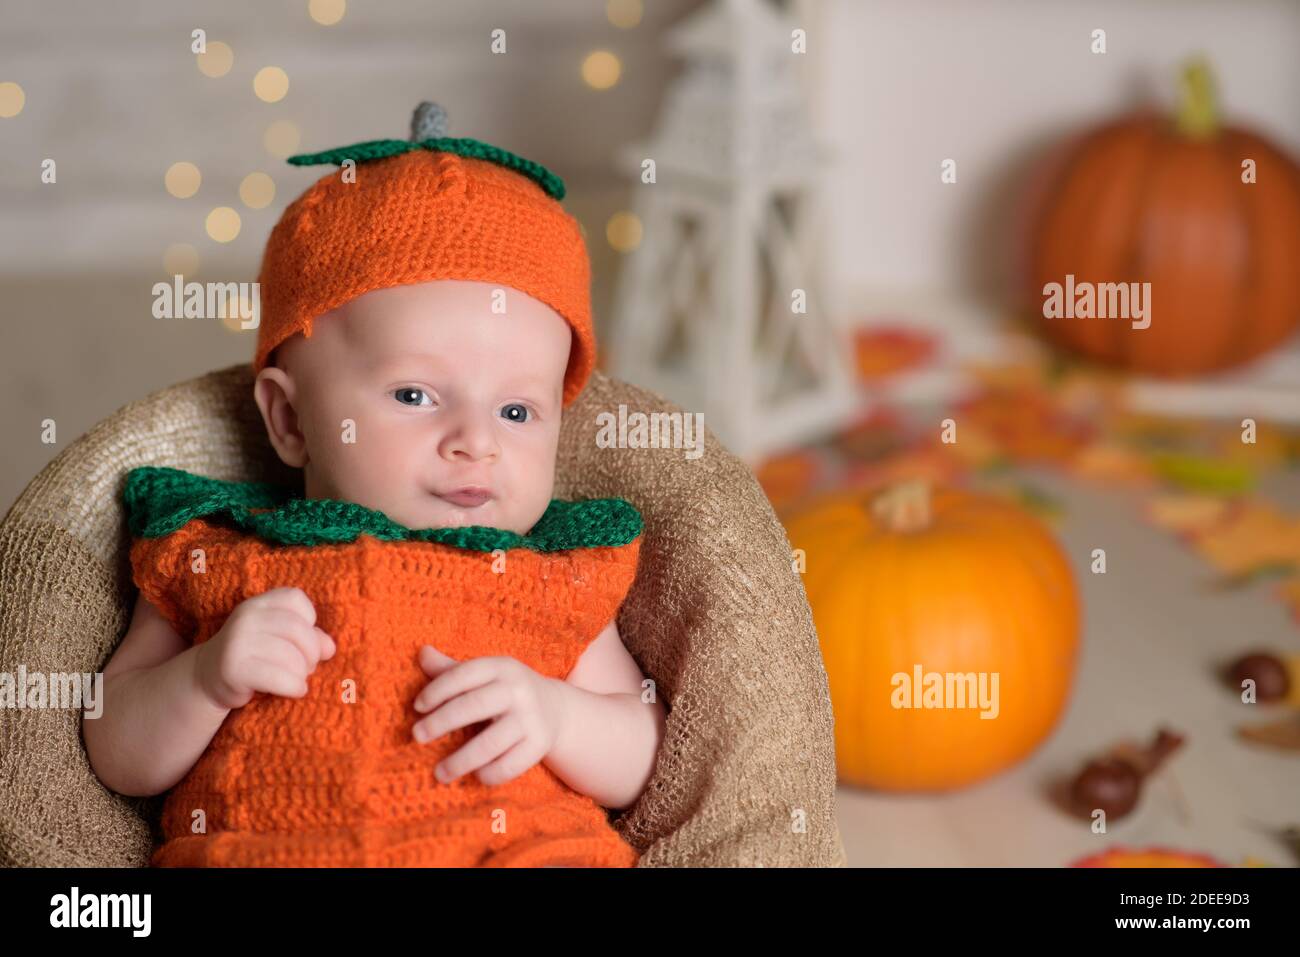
1228 652 1290 703
1070 757 1141 819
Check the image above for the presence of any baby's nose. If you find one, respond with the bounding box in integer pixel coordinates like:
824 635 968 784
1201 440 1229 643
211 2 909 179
439 413 498 460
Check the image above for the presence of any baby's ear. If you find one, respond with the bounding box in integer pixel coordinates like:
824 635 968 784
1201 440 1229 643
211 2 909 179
252 365 309 468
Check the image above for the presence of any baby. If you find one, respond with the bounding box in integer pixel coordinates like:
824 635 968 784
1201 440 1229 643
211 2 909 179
82 103 665 867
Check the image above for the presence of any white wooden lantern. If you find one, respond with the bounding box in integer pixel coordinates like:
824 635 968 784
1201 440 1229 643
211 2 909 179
608 0 861 462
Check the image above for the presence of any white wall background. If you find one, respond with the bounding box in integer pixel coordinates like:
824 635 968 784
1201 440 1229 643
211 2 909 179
810 0 1300 304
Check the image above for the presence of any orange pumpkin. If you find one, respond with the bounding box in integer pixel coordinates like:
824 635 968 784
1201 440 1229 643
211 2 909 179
1071 847 1225 868
1019 58 1300 375
785 481 1079 791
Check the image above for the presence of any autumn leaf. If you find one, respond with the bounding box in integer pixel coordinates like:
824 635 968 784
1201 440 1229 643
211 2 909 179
1072 442 1155 484
1070 847 1225 868
1237 716 1300 752
852 326 938 383
1145 494 1232 536
1213 561 1299 591
1151 453 1255 494
1277 577 1300 627
755 449 822 513
1192 501 1300 577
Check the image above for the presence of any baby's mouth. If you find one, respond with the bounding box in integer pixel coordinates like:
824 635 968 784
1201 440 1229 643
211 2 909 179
435 487 492 508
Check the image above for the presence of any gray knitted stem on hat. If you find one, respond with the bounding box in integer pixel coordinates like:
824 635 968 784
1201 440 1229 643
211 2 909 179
411 102 449 141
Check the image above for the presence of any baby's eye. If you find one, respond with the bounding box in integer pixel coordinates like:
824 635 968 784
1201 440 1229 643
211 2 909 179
501 403 529 423
393 387 433 407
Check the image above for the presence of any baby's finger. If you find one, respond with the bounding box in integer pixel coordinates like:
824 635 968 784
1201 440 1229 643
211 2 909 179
240 657 311 699
417 645 458 681
256 634 316 677
433 716 524 783
414 653 497 710
414 682 509 738
473 736 545 788
257 610 328 671
251 587 318 628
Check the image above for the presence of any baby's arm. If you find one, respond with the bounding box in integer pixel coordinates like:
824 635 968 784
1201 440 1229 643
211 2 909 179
541 618 667 810
82 587 334 797
82 594 229 797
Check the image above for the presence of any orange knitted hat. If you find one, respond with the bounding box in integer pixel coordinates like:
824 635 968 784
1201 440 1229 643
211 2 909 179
254 102 595 407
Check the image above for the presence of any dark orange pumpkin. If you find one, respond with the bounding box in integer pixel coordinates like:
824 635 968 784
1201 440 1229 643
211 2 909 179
1019 58 1300 375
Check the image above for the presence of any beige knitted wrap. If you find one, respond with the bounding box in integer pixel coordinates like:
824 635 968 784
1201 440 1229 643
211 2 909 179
0 364 846 867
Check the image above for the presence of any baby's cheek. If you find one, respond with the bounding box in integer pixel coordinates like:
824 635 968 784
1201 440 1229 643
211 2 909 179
516 485 555 535
359 425 418 474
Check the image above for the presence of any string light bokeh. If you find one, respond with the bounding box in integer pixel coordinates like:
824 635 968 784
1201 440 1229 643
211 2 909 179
157 0 651 335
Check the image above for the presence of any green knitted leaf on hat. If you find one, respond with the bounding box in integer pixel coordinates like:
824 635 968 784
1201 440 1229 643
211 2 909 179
123 466 640 551
286 136 567 201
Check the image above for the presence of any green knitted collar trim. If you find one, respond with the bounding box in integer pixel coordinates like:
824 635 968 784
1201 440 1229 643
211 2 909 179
123 466 641 552
287 137 566 201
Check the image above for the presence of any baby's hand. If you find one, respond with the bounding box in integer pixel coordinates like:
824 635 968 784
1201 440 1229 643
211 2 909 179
196 587 336 711
412 645 564 787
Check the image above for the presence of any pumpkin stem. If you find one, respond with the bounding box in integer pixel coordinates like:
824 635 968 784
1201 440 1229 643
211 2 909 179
871 479 932 533
1175 56 1218 140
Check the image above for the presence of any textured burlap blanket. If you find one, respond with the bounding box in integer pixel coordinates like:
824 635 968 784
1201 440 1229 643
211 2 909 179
0 364 846 867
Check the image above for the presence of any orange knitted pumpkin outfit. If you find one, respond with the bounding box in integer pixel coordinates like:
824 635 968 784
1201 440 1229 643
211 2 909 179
125 466 644 867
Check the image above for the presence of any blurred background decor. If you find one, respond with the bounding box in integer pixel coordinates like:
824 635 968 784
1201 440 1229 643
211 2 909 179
607 0 858 460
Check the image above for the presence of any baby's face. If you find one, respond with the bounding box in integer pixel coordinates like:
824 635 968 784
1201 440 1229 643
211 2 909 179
254 279 571 535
